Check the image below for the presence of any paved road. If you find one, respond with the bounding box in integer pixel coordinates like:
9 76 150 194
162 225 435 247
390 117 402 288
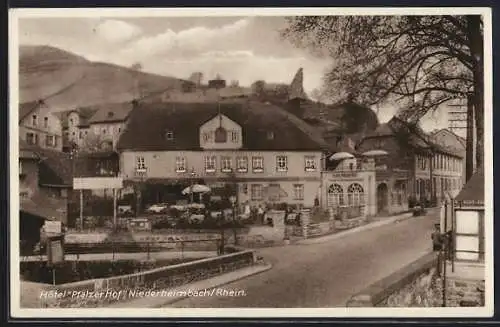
170 213 438 308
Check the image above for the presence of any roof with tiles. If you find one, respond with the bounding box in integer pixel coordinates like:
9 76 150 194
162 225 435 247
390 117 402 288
86 101 135 124
20 191 67 221
116 98 329 152
19 139 73 186
361 116 464 157
455 170 484 204
19 100 44 123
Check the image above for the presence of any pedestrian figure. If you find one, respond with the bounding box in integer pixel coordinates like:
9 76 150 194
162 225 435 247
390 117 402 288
257 205 265 225
431 223 442 251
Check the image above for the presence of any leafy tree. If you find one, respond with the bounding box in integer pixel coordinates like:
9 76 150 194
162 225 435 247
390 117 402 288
282 15 485 172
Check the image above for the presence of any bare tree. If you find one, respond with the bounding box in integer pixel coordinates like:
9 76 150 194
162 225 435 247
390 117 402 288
79 132 110 153
282 15 485 172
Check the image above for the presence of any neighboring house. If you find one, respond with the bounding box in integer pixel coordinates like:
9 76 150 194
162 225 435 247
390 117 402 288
57 107 98 152
18 139 72 254
356 117 464 214
430 128 467 195
116 98 329 211
86 102 134 150
19 100 63 152
57 102 133 152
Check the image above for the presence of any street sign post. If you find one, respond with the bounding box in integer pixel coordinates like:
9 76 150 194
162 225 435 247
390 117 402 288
46 234 65 285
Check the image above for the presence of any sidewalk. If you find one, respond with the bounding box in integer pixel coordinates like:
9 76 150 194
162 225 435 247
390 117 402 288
295 209 438 245
21 251 217 262
106 263 272 308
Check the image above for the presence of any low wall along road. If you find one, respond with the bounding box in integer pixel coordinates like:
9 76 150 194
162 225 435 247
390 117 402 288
34 249 257 308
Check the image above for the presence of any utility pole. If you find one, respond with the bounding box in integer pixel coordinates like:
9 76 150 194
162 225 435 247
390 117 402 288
113 188 117 231
465 93 475 182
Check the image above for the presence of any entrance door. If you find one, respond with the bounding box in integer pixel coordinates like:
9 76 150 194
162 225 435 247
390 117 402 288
377 183 389 214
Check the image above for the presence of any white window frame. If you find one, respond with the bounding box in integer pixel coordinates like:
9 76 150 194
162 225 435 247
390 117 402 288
304 156 316 172
205 156 216 173
175 157 187 173
166 131 174 141
221 156 232 173
347 183 365 206
46 135 56 147
135 156 146 172
293 184 304 200
231 130 239 143
19 161 23 175
202 132 211 143
276 155 288 172
250 184 263 201
252 156 264 173
455 209 484 262
43 116 48 128
26 132 36 145
327 184 344 207
32 115 37 126
236 157 248 173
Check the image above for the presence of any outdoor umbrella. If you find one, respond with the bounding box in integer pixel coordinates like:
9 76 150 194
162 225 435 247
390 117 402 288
181 184 211 195
182 184 211 202
329 152 355 161
361 150 389 157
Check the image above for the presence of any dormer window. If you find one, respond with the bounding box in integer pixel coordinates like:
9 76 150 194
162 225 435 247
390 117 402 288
107 111 114 118
267 131 275 140
166 130 174 141
215 127 227 143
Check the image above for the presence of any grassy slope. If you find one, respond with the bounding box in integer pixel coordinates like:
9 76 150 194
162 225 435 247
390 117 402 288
19 45 188 110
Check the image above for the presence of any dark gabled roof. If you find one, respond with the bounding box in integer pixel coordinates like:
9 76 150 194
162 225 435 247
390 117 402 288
455 170 484 203
21 145 73 187
19 100 44 123
431 128 467 150
117 99 328 152
365 123 394 138
20 191 67 221
87 101 135 124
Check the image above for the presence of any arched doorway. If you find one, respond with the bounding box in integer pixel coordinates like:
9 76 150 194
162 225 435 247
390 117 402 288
377 183 389 214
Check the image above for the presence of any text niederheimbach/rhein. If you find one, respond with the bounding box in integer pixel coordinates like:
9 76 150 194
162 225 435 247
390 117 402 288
39 288 247 300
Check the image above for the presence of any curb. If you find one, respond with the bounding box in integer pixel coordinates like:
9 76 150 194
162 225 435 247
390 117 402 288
106 263 273 308
296 212 415 245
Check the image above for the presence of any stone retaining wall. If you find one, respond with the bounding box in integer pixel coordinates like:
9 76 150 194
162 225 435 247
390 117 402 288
346 252 485 307
347 253 440 307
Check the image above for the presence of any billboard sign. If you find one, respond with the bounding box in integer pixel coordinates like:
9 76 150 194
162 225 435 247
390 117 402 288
44 221 62 234
73 177 123 190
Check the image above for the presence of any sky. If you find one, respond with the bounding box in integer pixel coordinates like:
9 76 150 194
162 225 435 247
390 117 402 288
17 15 452 131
